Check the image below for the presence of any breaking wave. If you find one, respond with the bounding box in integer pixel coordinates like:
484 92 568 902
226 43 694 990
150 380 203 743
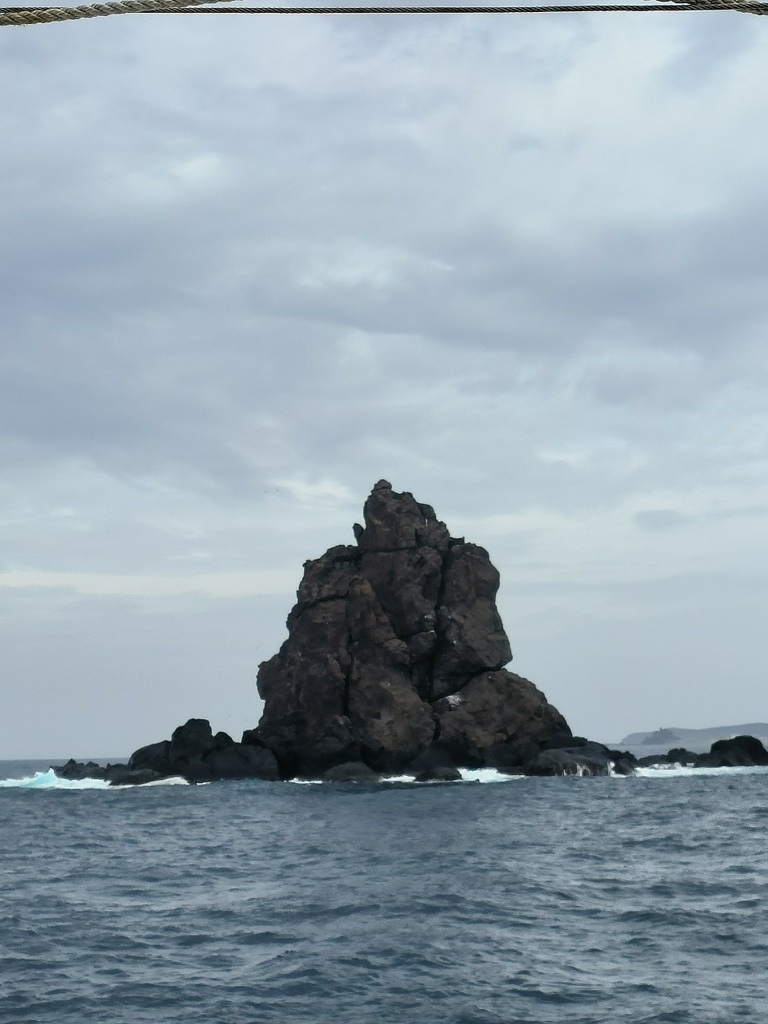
378 769 522 784
291 768 523 785
0 769 111 790
0 768 189 789
5 764 768 791
635 763 768 778
458 767 522 783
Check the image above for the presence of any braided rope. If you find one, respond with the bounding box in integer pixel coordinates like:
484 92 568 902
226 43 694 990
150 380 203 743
102 1 768 9
654 0 763 6
0 0 240 24
156 1 768 9
1 0 766 25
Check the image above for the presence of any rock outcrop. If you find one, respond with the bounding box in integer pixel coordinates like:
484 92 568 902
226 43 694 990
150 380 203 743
53 719 280 786
525 738 636 777
255 480 570 776
637 734 768 770
127 719 280 782
50 482 768 786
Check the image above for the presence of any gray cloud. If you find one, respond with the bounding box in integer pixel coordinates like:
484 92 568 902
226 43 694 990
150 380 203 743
634 509 687 531
2 9 768 756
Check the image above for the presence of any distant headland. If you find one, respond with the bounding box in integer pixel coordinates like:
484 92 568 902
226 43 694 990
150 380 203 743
621 724 768 749
53 481 768 785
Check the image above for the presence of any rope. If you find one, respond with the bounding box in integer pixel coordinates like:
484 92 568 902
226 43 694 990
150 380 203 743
150 2 768 9
2 0 766 25
1 0 240 24
654 0 765 6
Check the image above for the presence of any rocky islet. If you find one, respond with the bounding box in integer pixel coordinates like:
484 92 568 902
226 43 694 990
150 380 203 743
52 482 768 784
254 479 570 777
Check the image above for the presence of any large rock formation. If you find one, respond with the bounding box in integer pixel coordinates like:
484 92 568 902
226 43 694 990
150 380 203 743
48 483 768 785
255 480 570 776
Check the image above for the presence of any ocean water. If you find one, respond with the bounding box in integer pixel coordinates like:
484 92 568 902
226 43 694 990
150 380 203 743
2 760 767 1024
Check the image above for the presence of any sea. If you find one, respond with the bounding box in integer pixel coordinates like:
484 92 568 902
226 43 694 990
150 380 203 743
2 757 768 1024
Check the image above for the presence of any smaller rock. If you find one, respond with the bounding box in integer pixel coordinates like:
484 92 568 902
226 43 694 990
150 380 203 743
129 740 171 775
414 766 462 782
169 719 216 763
403 743 459 773
527 747 612 776
213 731 234 751
322 761 381 782
106 766 165 786
52 759 108 781
666 748 698 766
205 743 280 781
176 756 214 783
607 748 637 765
696 735 768 768
482 739 539 768
125 720 281 783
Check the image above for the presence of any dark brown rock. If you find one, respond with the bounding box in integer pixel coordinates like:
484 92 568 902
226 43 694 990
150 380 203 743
344 577 436 771
205 743 280 781
169 718 216 763
256 546 360 775
482 739 540 769
525 739 637 777
696 735 768 768
128 740 171 775
322 761 382 782
414 766 463 782
106 766 165 786
527 748 611 776
434 670 570 767
403 743 460 773
118 719 281 784
51 759 167 786
52 759 108 782
431 544 512 698
255 481 571 776
666 747 697 765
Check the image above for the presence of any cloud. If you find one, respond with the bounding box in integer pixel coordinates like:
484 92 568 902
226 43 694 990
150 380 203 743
0 568 297 598
2 8 768 754
634 509 686 531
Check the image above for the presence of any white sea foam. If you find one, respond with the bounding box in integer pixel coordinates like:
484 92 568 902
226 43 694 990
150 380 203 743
459 768 523 784
635 764 768 779
289 768 522 785
139 776 190 786
0 769 111 790
356 768 523 784
334 768 522 784
11 764 763 790
0 769 190 789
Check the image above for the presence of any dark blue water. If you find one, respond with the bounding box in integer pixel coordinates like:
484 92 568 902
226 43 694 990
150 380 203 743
2 759 767 1024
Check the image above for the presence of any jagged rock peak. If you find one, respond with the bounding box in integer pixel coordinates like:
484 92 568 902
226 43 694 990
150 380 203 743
256 482 570 777
357 478 450 554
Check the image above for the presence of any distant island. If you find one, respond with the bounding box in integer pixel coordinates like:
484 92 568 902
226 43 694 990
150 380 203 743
621 724 768 749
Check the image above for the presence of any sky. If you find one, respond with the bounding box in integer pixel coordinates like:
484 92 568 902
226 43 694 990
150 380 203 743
1 2 768 758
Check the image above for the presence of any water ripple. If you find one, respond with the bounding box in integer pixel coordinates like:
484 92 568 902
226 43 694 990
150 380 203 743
1 765 767 1023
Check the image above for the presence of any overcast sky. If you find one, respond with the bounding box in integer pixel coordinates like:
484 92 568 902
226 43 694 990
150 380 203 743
1 4 768 758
